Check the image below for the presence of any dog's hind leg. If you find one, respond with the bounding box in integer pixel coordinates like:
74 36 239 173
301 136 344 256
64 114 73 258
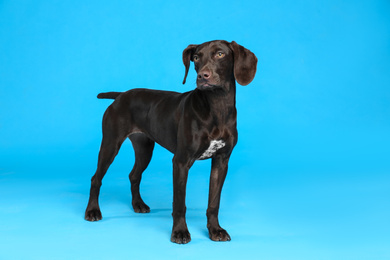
129 134 155 213
85 108 128 221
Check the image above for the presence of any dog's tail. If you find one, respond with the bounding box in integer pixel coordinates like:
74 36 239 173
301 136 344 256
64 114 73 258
97 92 122 99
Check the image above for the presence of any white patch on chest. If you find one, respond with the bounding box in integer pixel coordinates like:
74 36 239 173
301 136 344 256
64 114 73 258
198 140 226 160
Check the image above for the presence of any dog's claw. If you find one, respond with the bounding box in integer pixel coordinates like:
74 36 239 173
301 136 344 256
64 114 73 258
209 228 231 242
132 201 150 213
171 230 191 244
85 208 102 222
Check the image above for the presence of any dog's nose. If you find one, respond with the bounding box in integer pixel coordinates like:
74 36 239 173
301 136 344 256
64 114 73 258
198 70 211 80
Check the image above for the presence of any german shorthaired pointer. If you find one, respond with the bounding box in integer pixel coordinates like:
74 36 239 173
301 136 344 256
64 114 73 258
85 40 257 244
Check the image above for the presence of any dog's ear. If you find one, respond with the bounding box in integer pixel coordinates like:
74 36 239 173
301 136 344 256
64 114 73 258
182 44 198 84
229 41 258 86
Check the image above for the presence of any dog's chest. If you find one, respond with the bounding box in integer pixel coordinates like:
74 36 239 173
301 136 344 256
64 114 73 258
197 140 226 160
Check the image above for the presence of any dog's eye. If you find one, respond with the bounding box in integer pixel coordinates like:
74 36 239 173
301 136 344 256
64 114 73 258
193 55 199 62
216 52 225 58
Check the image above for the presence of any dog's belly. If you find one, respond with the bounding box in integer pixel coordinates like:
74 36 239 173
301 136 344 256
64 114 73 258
198 140 226 160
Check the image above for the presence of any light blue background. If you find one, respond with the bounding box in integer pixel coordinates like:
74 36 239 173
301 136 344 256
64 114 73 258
1 1 389 259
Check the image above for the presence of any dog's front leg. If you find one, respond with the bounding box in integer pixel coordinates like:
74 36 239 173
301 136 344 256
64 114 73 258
171 155 193 244
207 154 231 241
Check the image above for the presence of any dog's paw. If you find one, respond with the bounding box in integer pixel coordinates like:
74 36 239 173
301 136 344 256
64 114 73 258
171 229 191 244
85 208 102 221
132 201 150 213
208 227 231 242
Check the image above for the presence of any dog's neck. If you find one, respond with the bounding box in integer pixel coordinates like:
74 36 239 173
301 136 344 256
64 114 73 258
192 81 237 120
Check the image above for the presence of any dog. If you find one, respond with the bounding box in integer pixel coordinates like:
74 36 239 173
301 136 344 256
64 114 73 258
85 40 257 244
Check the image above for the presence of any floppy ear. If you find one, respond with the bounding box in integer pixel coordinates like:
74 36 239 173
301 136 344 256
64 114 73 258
229 41 258 86
182 44 198 84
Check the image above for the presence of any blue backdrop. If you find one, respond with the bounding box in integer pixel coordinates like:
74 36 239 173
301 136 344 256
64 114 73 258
1 1 389 259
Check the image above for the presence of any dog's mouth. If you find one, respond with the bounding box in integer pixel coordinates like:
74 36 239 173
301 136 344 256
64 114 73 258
197 81 218 90
197 84 216 91
199 83 213 88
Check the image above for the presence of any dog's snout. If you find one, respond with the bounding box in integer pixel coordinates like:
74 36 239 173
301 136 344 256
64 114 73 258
198 69 211 80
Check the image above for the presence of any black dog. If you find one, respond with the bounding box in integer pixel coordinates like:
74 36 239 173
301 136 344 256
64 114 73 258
85 40 257 244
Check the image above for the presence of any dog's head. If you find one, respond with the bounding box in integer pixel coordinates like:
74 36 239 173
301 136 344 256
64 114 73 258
182 40 257 90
